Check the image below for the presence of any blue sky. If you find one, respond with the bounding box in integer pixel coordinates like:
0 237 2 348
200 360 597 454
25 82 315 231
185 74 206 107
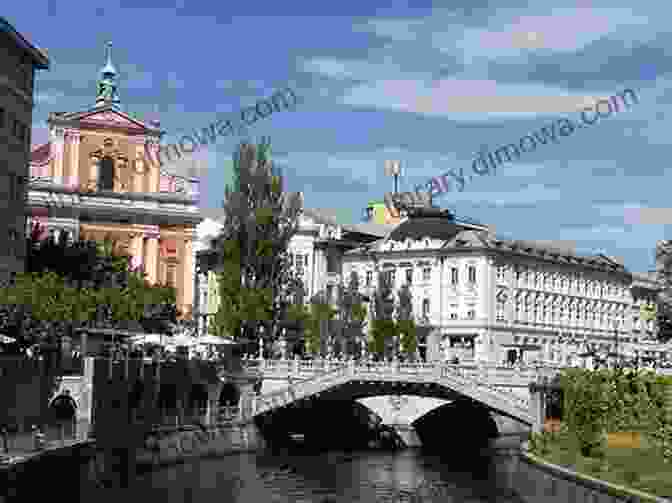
8 0 671 274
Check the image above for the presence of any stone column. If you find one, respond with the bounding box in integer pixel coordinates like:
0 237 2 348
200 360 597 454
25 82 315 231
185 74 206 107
147 144 160 193
134 141 146 193
67 131 81 189
51 128 65 184
130 233 143 272
145 234 159 284
181 233 194 318
89 155 99 191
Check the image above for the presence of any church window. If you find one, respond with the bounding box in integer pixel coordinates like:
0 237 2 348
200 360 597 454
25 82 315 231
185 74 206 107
467 309 475 319
406 268 413 284
422 267 431 282
366 270 372 286
422 299 430 317
496 266 506 282
468 265 477 284
99 156 115 191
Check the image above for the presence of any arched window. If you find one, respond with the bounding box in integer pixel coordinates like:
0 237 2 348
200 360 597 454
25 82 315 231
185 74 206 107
99 156 115 191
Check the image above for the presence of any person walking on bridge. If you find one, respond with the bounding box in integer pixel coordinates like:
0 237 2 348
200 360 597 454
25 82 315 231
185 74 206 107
50 389 77 440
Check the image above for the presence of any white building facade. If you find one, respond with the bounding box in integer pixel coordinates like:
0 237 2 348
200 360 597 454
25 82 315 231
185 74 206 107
343 209 660 365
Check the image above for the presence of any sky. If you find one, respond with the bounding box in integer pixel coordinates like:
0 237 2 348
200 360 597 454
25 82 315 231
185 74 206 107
7 0 672 274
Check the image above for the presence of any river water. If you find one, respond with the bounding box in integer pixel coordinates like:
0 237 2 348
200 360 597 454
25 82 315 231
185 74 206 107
87 444 523 503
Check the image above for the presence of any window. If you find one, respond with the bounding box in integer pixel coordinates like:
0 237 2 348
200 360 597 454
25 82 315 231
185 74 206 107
467 309 475 319
0 107 4 128
422 267 431 282
450 313 458 320
496 301 505 321
450 267 458 285
326 285 333 304
406 268 413 284
366 271 372 286
389 269 396 285
326 251 339 274
497 266 506 282
99 156 115 191
468 265 477 284
422 299 430 317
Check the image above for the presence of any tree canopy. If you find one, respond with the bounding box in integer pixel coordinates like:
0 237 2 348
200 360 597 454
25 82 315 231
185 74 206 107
0 225 178 354
210 139 303 344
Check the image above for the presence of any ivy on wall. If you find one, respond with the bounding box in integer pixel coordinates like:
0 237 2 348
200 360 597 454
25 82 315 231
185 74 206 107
550 368 672 460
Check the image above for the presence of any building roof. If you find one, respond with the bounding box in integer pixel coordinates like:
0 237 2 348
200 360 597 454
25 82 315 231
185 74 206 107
345 210 630 274
342 222 395 238
0 17 49 69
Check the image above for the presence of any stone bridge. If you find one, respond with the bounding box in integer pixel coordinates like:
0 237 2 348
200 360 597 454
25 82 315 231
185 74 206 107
239 361 563 433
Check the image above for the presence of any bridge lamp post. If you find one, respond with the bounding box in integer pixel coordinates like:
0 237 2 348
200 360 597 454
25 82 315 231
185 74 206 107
258 325 265 361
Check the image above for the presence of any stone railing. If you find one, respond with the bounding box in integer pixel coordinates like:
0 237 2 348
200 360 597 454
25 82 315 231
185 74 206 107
246 361 538 424
243 358 563 387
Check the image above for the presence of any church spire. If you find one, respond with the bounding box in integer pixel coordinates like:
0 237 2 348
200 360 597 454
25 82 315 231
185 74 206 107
95 41 121 109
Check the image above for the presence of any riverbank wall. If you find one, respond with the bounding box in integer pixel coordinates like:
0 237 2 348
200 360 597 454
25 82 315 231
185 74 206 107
0 438 97 503
502 447 671 503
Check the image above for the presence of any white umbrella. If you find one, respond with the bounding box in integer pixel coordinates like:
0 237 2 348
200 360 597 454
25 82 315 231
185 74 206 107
170 334 199 347
128 334 165 345
198 335 237 345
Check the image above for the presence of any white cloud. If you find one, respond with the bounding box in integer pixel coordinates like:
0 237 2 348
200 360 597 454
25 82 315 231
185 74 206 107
340 78 615 120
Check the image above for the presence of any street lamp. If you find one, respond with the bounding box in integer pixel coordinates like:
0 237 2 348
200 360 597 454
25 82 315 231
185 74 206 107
258 325 265 361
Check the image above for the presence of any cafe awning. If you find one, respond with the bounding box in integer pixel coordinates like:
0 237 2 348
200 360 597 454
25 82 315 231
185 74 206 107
501 344 542 350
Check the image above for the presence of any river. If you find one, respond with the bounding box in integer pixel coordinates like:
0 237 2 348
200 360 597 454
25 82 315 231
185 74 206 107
84 443 524 503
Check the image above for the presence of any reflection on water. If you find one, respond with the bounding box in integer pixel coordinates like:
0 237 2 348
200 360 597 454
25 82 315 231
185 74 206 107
87 444 523 503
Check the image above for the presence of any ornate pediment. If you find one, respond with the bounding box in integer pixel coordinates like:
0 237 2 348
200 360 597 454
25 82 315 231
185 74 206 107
77 109 147 131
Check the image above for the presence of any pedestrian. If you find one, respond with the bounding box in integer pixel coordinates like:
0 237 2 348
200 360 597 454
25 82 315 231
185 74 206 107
50 389 77 440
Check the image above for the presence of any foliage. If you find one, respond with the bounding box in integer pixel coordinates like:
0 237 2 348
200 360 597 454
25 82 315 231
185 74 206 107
214 139 303 345
0 227 178 354
558 368 672 460
396 283 417 358
368 271 397 359
335 271 368 356
301 293 337 356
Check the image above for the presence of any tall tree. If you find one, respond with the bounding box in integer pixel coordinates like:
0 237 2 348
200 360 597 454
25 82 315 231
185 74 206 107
368 271 397 360
396 283 417 361
336 271 368 357
214 139 303 346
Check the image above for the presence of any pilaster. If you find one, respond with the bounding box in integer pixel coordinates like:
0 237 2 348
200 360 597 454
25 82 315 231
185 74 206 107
132 140 146 193
51 128 65 185
181 232 194 318
147 143 160 192
130 232 144 271
66 130 81 189
144 226 160 284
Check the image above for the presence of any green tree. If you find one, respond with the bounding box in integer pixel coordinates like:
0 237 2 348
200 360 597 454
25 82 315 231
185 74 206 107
303 292 336 356
0 227 179 355
368 271 397 360
336 271 368 357
396 283 417 360
213 139 303 347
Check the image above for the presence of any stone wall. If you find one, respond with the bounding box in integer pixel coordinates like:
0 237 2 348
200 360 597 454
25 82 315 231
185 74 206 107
509 450 670 503
0 357 52 431
49 358 94 422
